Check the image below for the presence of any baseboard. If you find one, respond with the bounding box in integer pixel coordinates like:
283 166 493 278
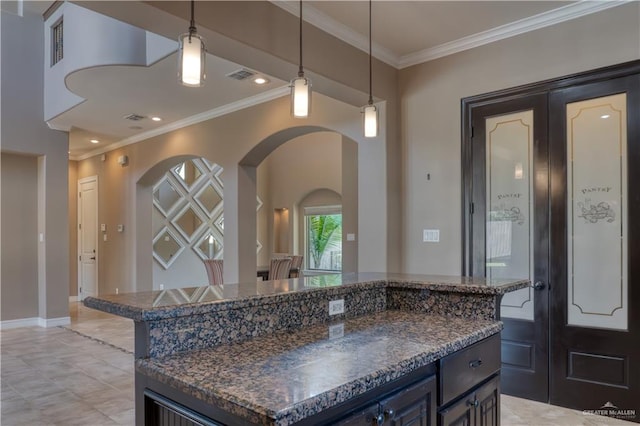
1 316 71 330
69 296 79 302
0 317 40 330
39 316 70 327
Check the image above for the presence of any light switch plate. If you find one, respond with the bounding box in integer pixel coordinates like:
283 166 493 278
423 229 440 242
101 224 106 232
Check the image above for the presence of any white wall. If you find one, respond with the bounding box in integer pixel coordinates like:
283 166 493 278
399 2 640 275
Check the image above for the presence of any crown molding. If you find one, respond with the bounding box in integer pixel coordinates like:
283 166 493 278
272 0 630 70
71 86 290 161
398 0 632 69
270 1 399 68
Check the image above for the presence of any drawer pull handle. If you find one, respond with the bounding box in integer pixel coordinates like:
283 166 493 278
469 359 483 368
384 408 394 419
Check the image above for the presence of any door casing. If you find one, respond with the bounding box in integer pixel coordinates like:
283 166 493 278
462 60 640 410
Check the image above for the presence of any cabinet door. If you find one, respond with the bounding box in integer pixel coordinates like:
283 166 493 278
474 376 500 426
334 403 379 425
438 398 473 426
438 375 500 426
381 375 437 426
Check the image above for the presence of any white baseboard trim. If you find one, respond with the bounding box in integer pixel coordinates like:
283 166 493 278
0 317 40 330
39 316 70 328
69 296 79 302
1 316 71 330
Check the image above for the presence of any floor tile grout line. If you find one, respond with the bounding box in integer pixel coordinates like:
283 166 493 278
57 326 133 355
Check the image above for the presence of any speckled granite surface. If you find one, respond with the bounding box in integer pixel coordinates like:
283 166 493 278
145 285 387 358
137 310 502 426
84 272 528 321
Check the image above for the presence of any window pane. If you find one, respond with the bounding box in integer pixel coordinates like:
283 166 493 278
305 214 342 271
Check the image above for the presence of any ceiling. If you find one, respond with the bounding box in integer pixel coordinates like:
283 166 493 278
45 0 624 159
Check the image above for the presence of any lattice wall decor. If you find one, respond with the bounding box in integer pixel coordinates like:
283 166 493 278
152 158 264 269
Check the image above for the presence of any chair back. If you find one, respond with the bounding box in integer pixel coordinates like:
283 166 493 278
289 255 303 278
268 257 292 280
203 259 223 285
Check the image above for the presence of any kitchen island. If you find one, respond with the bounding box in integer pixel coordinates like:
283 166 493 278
85 272 527 426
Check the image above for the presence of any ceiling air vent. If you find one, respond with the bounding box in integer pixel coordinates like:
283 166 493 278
226 68 256 81
123 114 146 121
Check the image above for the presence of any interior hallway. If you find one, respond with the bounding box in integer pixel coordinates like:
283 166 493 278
0 303 634 426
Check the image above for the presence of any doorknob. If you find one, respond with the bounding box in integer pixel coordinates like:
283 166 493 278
532 281 546 291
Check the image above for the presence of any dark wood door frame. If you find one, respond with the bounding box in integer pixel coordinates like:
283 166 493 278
462 59 640 274
461 60 640 411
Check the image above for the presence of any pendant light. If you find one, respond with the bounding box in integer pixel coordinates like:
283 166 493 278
290 0 311 118
178 0 206 87
363 0 378 137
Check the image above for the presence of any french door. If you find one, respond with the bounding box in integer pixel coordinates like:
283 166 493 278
549 74 640 414
463 61 640 417
469 93 550 402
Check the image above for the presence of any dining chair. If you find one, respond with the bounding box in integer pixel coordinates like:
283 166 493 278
289 255 303 278
268 257 292 280
203 259 223 285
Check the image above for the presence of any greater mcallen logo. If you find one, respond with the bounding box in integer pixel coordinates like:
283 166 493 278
583 402 637 421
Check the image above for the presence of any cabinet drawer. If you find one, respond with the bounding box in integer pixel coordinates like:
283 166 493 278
439 333 500 405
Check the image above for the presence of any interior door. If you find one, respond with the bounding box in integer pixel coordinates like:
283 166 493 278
549 75 640 415
78 176 98 300
470 94 549 402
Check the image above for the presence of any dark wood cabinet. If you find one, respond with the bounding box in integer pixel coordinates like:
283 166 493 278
140 335 500 426
439 376 499 426
336 375 437 426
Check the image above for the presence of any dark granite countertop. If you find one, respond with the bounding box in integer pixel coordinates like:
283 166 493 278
84 272 528 321
137 310 502 426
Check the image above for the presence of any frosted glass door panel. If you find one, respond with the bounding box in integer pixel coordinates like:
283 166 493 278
567 93 628 331
486 110 534 321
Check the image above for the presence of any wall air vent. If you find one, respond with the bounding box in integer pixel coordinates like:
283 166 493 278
226 69 256 81
123 114 146 121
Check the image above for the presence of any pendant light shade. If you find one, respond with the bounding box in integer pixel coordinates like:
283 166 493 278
291 76 311 118
290 0 311 118
178 0 206 87
363 104 378 138
363 0 378 137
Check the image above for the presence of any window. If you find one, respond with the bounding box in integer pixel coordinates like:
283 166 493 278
304 206 342 271
51 19 63 66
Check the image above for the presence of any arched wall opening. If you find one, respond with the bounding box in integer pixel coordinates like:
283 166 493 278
255 131 358 274
86 93 388 291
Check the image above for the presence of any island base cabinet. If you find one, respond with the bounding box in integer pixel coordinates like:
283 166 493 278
336 375 437 425
438 375 500 426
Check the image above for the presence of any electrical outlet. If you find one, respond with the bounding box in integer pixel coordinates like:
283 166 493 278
115 288 119 295
159 284 164 290
329 323 344 339
329 299 345 315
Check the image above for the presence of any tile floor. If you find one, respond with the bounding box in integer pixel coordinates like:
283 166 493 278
1 303 635 425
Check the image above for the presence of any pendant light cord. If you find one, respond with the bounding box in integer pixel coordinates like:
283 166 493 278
188 0 196 40
368 0 373 105
298 0 304 77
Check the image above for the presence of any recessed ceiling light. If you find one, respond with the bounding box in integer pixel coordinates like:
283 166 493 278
90 139 100 144
151 116 162 122
601 114 610 119
253 77 269 85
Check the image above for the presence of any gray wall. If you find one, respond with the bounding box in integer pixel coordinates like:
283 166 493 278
399 2 640 275
1 154 39 320
1 8 70 321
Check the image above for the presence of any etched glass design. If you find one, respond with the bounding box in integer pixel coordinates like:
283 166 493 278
567 93 627 330
486 110 534 321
